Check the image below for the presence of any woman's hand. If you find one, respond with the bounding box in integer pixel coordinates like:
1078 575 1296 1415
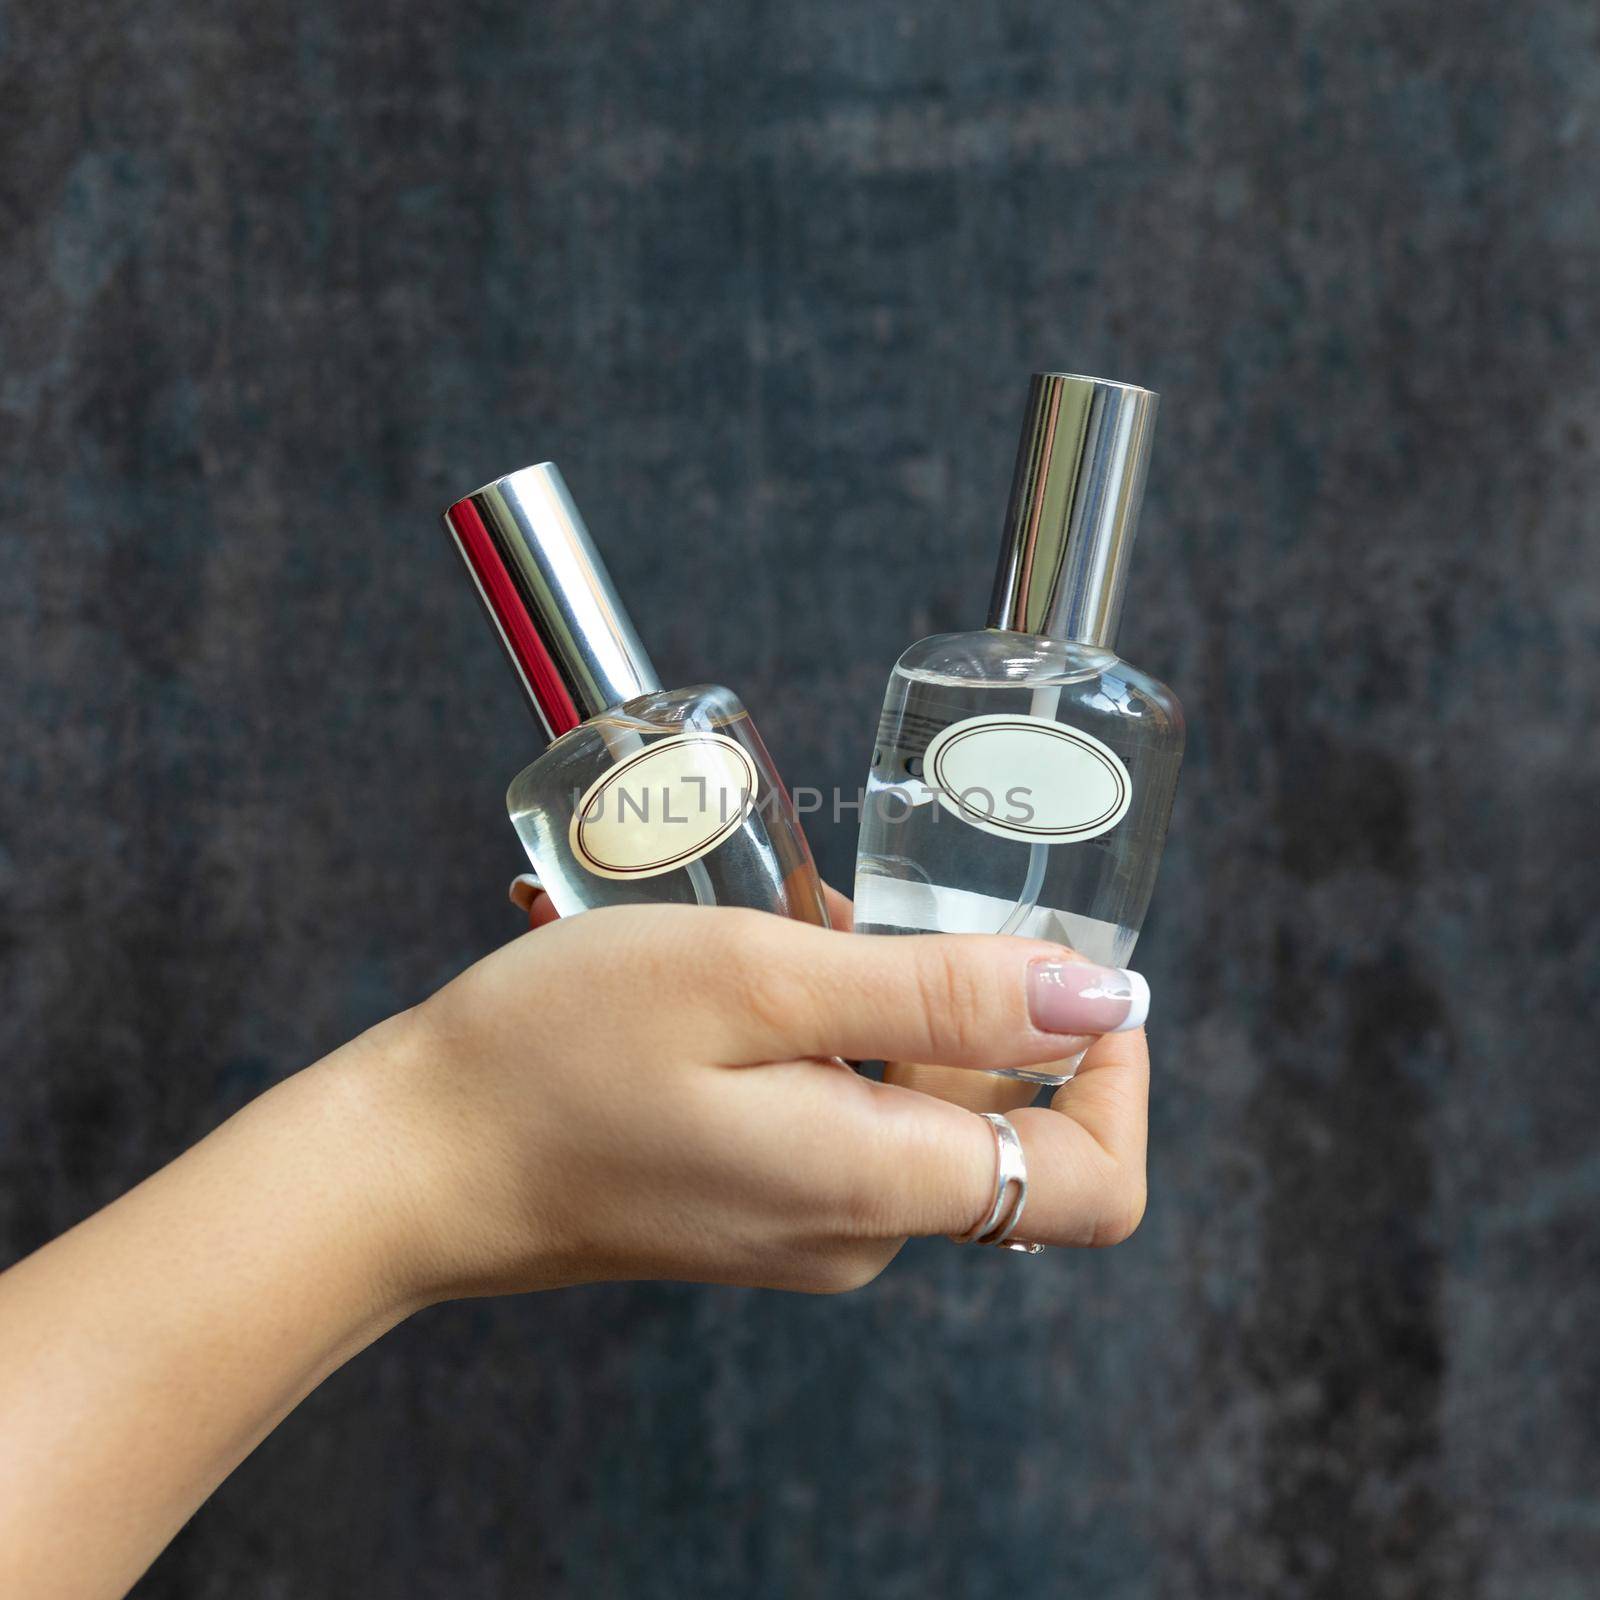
0 892 1149 1599
359 893 1151 1304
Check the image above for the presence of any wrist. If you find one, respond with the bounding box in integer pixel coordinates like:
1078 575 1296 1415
293 1008 458 1321
306 998 574 1311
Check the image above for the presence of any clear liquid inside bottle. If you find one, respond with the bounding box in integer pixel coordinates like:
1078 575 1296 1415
854 630 1182 1078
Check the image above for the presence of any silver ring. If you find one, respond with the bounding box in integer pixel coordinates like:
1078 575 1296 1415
952 1113 1043 1253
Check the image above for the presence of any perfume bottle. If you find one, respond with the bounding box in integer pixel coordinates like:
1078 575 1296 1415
854 373 1184 1081
444 463 828 925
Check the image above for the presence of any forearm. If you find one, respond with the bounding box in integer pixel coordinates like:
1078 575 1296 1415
0 1017 427 1600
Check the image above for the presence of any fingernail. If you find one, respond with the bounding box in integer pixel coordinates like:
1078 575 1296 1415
1027 960 1150 1035
508 874 540 913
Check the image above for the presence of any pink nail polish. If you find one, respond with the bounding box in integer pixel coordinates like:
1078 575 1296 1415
1027 960 1150 1035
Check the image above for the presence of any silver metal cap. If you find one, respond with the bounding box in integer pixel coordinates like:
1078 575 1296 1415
443 463 662 740
987 372 1160 649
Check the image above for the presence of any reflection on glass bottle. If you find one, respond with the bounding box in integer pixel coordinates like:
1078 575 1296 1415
855 374 1184 1081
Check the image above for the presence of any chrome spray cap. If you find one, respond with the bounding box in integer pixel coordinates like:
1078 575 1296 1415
987 372 1160 649
443 463 662 739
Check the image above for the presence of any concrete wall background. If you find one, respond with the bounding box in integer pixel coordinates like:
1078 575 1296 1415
3 2 1598 1595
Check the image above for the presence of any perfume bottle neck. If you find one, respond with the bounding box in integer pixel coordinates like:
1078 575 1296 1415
986 576 1125 652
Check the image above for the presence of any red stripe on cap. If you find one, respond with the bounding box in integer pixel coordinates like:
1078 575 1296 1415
446 496 584 736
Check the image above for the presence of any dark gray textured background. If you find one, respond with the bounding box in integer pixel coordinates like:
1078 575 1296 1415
4 2 1599 1595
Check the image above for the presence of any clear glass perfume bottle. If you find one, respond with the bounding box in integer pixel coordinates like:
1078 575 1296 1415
854 374 1183 1081
445 464 828 926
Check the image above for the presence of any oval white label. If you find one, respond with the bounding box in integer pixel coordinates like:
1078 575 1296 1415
569 732 759 880
923 714 1132 844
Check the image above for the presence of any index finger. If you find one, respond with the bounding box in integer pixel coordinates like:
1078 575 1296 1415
809 1027 1149 1250
1007 1027 1150 1246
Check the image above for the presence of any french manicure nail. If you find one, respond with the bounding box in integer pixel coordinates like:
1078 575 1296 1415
1027 959 1150 1036
508 874 540 912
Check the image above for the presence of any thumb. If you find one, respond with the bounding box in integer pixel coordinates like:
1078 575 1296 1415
701 911 1147 1075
